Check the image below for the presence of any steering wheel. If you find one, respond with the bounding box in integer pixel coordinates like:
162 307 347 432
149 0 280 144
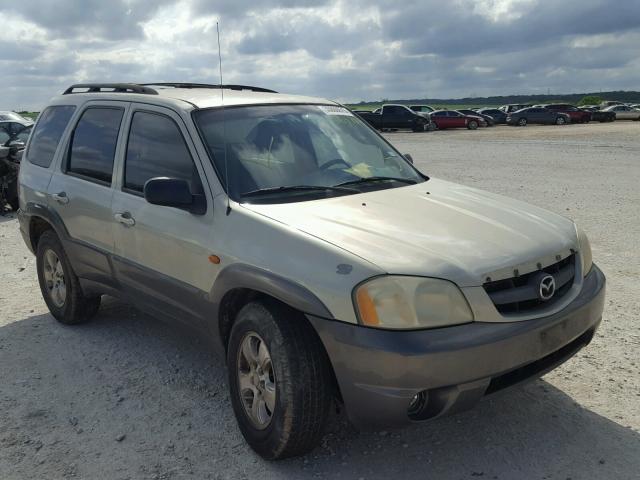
320 158 350 170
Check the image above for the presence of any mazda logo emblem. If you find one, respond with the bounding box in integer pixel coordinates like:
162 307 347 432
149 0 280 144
539 275 556 301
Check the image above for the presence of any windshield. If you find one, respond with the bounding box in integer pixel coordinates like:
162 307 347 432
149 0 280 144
194 104 425 203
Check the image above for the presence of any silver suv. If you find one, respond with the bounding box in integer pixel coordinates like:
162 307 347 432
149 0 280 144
18 83 606 460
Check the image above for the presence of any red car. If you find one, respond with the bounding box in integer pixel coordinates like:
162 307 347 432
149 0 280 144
429 110 487 129
541 104 591 123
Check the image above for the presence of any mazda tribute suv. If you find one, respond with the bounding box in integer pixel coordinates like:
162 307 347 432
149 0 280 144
18 83 605 460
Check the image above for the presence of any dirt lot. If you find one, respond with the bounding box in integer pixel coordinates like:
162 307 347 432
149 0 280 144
1 122 639 479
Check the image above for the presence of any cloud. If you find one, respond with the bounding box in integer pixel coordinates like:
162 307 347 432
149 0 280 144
1 0 639 110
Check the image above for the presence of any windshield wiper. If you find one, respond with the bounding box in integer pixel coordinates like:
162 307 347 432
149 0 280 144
240 184 357 199
334 176 418 188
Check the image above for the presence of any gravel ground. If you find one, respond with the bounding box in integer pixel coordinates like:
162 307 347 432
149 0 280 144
1 122 639 479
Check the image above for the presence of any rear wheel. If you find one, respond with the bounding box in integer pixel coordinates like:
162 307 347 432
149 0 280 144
36 230 101 324
517 118 527 127
227 300 332 460
467 120 478 130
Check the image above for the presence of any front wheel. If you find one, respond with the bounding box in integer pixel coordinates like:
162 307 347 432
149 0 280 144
227 300 332 460
517 118 527 127
467 120 478 130
556 116 566 125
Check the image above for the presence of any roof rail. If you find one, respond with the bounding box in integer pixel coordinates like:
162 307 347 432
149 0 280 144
141 83 277 93
63 83 158 95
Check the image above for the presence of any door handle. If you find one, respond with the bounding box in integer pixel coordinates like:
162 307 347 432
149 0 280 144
51 192 69 205
114 212 135 227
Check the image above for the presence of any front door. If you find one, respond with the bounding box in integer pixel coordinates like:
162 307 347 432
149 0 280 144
110 104 216 326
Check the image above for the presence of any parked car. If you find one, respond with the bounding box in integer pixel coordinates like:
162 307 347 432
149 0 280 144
602 105 640 120
457 109 496 126
0 111 34 136
409 105 435 114
475 108 508 124
582 108 616 123
356 104 433 132
630 104 640 109
506 107 570 126
542 104 592 123
0 128 26 211
600 100 625 109
18 82 605 460
498 104 531 114
429 110 487 129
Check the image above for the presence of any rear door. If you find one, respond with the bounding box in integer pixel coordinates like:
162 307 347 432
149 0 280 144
110 103 215 326
46 101 127 283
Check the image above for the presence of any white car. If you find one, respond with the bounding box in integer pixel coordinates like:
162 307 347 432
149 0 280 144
18 82 605 460
603 105 640 120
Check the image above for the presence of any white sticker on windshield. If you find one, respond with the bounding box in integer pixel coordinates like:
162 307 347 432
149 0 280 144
317 105 353 116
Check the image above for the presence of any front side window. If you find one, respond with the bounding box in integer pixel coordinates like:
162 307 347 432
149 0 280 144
27 105 76 168
67 107 124 184
124 111 202 194
194 104 424 203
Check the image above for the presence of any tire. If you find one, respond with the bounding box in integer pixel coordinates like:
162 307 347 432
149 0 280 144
426 122 437 132
467 120 478 130
556 116 566 125
36 230 101 325
517 118 527 127
227 300 332 460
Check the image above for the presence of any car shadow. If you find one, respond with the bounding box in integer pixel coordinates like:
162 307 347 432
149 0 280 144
1 299 638 479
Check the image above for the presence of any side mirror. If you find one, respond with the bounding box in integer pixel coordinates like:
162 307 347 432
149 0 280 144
143 177 206 215
404 153 414 164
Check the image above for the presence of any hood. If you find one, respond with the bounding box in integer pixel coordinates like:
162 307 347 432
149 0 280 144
243 179 578 287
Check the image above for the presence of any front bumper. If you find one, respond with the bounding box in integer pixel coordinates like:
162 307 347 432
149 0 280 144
308 265 605 430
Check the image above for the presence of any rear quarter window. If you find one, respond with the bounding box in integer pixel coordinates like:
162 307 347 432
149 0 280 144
26 106 76 168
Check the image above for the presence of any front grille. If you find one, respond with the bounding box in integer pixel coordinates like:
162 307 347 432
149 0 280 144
483 254 575 314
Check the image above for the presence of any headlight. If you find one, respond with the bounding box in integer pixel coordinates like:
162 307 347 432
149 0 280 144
577 228 593 277
354 276 473 329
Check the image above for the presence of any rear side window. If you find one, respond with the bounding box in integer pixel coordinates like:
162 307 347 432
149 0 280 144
27 106 76 168
124 111 202 193
67 107 124 185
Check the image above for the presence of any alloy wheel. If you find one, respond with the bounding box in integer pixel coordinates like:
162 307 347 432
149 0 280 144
43 249 66 308
237 332 276 429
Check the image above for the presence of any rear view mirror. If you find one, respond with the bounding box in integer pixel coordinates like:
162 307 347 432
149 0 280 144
143 177 206 215
404 153 414 164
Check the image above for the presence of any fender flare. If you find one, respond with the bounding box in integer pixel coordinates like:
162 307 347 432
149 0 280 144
208 263 334 354
20 202 71 251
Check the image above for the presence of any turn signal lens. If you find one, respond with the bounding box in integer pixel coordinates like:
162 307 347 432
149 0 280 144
576 228 593 277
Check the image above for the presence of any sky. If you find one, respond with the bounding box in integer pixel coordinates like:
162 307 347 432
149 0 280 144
2 0 640 110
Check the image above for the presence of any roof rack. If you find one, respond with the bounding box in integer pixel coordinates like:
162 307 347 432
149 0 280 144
63 83 159 95
141 83 277 93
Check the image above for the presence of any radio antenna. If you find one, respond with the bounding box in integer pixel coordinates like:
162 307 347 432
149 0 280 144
217 21 231 215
